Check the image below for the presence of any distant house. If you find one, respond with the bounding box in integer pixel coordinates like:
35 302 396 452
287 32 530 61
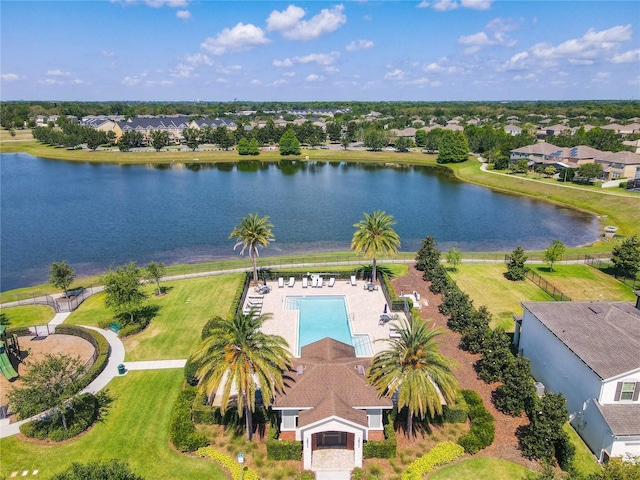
272 338 393 476
594 151 640 181
504 124 522 136
510 143 598 169
514 296 640 462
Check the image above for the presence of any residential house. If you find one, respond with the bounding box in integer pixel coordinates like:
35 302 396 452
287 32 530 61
272 338 393 476
513 297 640 462
504 124 522 136
594 151 640 180
510 144 601 169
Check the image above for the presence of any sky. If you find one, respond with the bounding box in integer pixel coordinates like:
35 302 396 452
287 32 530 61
1 0 639 102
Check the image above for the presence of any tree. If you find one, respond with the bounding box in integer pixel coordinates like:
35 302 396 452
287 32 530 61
145 261 166 295
8 353 85 430
544 166 556 178
182 127 200 151
493 355 536 416
229 213 274 283
510 158 530 174
394 136 413 152
576 162 603 184
544 240 565 272
437 130 469 164
415 235 441 277
103 262 147 324
520 392 571 464
367 317 458 437
50 460 145 480
446 247 462 271
190 311 292 440
476 328 512 383
326 121 342 142
150 130 169 151
279 129 301 155
363 128 387 151
612 235 640 278
505 246 528 281
340 134 350 150
414 129 427 148
49 261 76 297
351 210 400 283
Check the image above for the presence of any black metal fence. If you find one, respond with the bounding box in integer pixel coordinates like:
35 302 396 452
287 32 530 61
525 270 572 301
585 256 640 290
9 286 99 313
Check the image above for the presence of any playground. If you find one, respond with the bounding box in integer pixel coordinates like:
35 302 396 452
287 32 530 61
0 330 95 409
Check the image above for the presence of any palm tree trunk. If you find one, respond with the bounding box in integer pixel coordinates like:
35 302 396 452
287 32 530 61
407 407 413 437
245 403 253 441
251 251 258 283
372 257 377 283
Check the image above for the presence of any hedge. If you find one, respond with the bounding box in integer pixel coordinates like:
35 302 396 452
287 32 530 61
169 388 208 452
49 325 109 392
401 441 465 480
363 422 397 459
197 446 260 480
457 390 495 454
440 392 469 424
266 423 303 460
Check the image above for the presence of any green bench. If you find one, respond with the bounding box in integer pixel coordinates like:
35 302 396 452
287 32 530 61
108 322 122 333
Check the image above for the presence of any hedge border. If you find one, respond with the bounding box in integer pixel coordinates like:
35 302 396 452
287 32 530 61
457 389 495 454
198 446 260 480
401 441 465 480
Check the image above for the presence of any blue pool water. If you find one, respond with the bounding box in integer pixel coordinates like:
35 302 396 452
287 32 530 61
286 296 372 356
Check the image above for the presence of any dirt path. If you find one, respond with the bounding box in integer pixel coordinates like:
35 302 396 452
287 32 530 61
391 265 538 470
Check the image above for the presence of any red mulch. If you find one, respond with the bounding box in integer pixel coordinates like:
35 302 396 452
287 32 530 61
390 265 538 470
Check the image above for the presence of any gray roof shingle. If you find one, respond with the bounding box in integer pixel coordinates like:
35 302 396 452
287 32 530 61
595 402 640 436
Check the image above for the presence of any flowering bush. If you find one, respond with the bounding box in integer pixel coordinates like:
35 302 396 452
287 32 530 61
401 441 465 480
197 446 260 480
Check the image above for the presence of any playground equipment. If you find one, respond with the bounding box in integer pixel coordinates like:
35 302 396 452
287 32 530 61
0 325 19 381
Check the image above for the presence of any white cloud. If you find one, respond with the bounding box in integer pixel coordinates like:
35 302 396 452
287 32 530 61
305 74 324 82
273 58 294 67
122 76 142 86
324 66 339 74
423 60 463 75
201 23 270 55
419 0 492 11
611 49 640 64
458 17 519 53
498 51 529 71
346 39 374 52
283 71 296 77
270 79 289 87
101 50 116 58
530 24 632 63
1 73 20 82
267 4 346 41
39 78 63 85
114 0 188 7
513 73 537 82
430 80 443 87
251 79 263 86
296 52 340 65
46 69 71 77
170 53 213 78
176 10 191 20
384 69 405 80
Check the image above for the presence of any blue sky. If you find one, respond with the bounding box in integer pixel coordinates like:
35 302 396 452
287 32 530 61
1 0 639 101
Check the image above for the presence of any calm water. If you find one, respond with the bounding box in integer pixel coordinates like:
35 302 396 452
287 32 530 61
0 153 600 291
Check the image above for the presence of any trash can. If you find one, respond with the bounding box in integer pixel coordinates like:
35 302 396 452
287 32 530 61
118 364 126 375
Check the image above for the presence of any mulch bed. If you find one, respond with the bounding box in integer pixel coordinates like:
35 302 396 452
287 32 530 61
390 265 538 470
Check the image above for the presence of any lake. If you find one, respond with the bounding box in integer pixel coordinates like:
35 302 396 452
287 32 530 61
0 152 600 291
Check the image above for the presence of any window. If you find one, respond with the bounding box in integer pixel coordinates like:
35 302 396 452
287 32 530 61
621 383 635 401
614 381 639 401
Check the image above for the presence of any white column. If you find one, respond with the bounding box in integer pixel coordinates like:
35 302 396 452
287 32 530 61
354 432 363 468
303 432 312 470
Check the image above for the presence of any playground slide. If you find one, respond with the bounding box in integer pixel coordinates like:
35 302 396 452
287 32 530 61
0 342 18 381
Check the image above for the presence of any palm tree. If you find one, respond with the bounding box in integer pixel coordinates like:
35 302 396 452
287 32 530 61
367 317 458 437
191 311 292 440
229 213 275 283
351 210 400 283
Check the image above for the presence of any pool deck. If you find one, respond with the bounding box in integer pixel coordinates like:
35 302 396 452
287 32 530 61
247 277 409 358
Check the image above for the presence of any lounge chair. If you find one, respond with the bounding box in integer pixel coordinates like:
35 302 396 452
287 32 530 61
278 277 284 288
350 275 357 286
328 277 335 287
389 326 402 338
302 277 308 288
288 277 295 287
311 277 319 288
317 277 323 288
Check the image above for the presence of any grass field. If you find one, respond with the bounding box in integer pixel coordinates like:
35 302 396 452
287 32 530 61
0 305 55 328
447 264 553 331
528 264 636 302
0 370 225 480
564 423 602 478
65 275 243 360
427 457 532 479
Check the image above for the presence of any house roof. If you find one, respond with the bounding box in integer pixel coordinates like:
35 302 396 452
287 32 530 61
522 301 640 379
595 402 640 436
272 338 392 427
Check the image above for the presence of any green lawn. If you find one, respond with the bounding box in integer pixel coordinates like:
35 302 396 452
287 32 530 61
66 275 243 361
0 370 225 480
428 457 532 479
564 423 602 478
529 264 636 302
447 264 552 331
0 305 55 327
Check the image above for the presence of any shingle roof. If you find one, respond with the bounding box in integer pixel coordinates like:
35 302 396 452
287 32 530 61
273 338 392 427
522 301 640 379
595 402 640 436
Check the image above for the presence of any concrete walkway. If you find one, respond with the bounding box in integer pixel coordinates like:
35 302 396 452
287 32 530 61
124 359 186 371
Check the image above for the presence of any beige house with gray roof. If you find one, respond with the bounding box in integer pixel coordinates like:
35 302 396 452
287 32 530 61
514 296 640 462
272 338 393 476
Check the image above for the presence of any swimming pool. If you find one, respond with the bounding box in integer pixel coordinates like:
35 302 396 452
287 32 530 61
286 295 372 356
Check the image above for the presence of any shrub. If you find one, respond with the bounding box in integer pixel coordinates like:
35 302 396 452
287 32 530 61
53 325 109 391
266 438 303 460
117 317 150 337
554 431 576 471
493 356 536 417
19 393 100 441
169 389 208 452
363 422 397 459
184 358 199 387
475 328 513 384
401 441 465 480
197 446 260 480
440 393 469 424
457 390 494 454
294 472 316 480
